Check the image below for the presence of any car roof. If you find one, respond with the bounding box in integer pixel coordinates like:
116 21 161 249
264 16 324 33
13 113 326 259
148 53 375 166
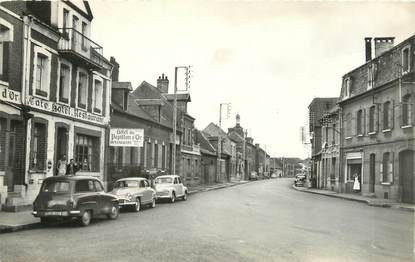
43 175 101 182
116 177 147 182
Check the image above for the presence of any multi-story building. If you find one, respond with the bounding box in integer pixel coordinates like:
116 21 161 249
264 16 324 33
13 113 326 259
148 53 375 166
107 61 177 188
0 1 112 210
195 129 217 185
245 137 256 179
255 144 266 178
338 36 414 203
228 114 247 180
308 97 338 187
319 105 340 191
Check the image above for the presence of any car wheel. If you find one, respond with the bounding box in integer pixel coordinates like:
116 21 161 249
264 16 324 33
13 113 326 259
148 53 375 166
134 198 141 212
107 205 119 220
78 210 92 227
182 191 187 201
171 192 176 203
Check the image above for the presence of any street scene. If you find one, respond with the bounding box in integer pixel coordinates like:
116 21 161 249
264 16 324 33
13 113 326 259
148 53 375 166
0 0 414 261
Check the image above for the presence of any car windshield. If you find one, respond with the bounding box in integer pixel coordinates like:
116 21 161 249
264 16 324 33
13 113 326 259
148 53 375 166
42 181 70 193
155 177 173 184
114 180 139 188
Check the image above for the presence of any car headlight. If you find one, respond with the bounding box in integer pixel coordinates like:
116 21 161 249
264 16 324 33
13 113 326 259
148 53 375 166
126 193 132 201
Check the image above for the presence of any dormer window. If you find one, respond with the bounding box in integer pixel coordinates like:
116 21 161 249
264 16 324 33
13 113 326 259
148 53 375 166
402 45 411 74
368 63 377 89
344 77 351 98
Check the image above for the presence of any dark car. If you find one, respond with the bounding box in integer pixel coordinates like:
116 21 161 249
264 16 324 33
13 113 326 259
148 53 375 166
32 176 119 226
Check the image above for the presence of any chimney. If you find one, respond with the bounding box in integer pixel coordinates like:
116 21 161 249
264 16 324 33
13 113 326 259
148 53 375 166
110 56 120 81
365 37 372 62
374 37 394 58
157 73 169 93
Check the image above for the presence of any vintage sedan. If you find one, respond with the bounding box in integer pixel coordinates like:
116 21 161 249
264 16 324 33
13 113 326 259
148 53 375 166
32 176 119 227
154 175 188 203
110 177 156 212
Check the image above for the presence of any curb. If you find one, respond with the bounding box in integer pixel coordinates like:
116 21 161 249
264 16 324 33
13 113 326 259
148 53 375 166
0 222 40 234
292 185 414 212
188 181 248 195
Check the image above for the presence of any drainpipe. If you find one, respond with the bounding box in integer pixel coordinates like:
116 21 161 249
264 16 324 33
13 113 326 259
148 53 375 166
339 105 344 193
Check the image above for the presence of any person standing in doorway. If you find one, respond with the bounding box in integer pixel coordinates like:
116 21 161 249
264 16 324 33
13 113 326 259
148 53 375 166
353 173 361 192
57 154 67 176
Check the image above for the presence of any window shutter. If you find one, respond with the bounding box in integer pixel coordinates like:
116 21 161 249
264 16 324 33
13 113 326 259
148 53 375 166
375 105 379 132
411 96 415 126
389 152 394 183
379 163 383 182
390 100 395 129
353 112 357 136
363 108 367 134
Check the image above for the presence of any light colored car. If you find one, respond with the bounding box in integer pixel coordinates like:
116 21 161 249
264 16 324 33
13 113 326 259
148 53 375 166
154 175 188 203
249 172 258 180
110 177 156 212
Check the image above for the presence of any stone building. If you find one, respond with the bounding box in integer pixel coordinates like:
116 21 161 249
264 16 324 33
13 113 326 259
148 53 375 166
0 1 112 210
195 129 217 185
228 114 246 180
338 36 414 203
245 137 256 179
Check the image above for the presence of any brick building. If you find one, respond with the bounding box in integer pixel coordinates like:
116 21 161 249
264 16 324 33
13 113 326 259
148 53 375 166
338 36 414 203
308 97 338 187
245 137 256 179
195 129 217 185
0 1 112 210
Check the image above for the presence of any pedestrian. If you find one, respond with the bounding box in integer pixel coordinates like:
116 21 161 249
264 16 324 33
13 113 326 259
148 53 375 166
353 173 360 192
66 159 79 175
57 154 67 176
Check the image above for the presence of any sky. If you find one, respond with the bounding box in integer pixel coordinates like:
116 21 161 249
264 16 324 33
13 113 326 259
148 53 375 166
89 0 415 159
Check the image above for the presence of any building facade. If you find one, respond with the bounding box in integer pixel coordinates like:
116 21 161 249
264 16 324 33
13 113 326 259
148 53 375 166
0 1 112 210
339 36 414 203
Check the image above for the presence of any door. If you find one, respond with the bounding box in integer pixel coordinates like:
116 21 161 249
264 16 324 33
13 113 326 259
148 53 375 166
400 150 414 204
55 127 68 175
369 154 376 193
6 120 22 192
175 177 183 196
140 180 151 204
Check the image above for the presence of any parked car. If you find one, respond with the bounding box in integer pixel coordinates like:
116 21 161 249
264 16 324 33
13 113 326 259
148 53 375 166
154 175 188 203
32 176 119 227
270 173 278 178
110 177 156 212
249 172 258 180
294 174 306 187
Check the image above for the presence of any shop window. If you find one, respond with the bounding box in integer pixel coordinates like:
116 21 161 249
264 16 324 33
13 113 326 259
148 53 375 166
59 63 71 104
402 46 411 74
402 94 412 126
34 50 51 98
30 122 47 171
75 134 99 172
381 152 393 183
93 78 103 114
77 71 88 109
383 101 390 130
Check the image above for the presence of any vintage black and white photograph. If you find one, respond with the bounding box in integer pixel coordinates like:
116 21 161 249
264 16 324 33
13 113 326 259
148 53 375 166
0 0 414 261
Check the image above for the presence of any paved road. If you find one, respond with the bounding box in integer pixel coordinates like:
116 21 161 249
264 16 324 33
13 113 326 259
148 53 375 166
0 178 413 262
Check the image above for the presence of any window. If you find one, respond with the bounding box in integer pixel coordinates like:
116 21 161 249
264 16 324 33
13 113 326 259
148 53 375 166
42 181 69 193
332 123 336 144
402 46 410 74
62 9 69 38
0 20 13 82
75 134 99 172
402 94 412 126
81 22 88 51
345 113 352 138
367 63 376 89
59 63 70 103
30 122 47 171
344 78 351 98
383 101 390 130
34 52 50 98
93 78 103 114
369 106 376 133
77 71 88 109
94 180 104 192
381 152 393 183
75 180 95 193
356 109 363 135
116 147 123 169
154 143 159 168
162 145 166 169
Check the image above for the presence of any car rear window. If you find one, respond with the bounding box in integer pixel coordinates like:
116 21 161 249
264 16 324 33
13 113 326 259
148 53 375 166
114 180 139 188
155 177 173 184
42 181 70 193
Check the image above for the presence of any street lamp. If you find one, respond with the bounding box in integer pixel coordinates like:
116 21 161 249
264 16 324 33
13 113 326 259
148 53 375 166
172 65 191 176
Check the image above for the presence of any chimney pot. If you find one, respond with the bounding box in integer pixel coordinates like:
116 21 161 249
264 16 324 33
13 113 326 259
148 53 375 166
157 73 169 93
365 37 372 62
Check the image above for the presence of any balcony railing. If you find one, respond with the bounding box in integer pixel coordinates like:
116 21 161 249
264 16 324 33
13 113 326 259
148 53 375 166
57 28 105 69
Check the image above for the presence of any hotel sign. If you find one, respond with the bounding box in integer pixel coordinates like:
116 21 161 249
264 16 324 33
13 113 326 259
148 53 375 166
0 85 21 104
110 128 144 147
26 95 106 125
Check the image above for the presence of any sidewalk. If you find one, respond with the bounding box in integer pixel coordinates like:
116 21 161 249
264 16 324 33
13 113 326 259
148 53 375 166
292 185 415 212
0 180 250 234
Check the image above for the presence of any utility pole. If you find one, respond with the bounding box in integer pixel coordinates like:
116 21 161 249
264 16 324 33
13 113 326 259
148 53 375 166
172 65 191 176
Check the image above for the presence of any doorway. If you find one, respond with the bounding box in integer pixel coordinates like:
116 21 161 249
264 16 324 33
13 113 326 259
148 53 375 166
6 120 23 192
400 150 414 204
55 127 68 175
369 154 376 193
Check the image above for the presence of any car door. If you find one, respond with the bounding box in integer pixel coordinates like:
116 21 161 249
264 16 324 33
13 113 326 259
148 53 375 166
93 180 105 214
75 179 98 215
175 177 183 196
143 180 153 203
139 180 150 204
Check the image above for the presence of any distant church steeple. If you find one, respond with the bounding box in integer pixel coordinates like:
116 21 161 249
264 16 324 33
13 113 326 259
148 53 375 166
236 113 240 126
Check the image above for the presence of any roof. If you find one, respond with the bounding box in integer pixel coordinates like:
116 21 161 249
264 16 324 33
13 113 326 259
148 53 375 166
203 122 228 139
195 129 216 155
112 81 133 91
308 97 338 109
228 131 244 143
163 93 191 102
135 99 164 106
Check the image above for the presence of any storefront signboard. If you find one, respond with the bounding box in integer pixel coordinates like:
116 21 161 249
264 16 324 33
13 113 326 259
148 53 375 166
109 128 144 147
